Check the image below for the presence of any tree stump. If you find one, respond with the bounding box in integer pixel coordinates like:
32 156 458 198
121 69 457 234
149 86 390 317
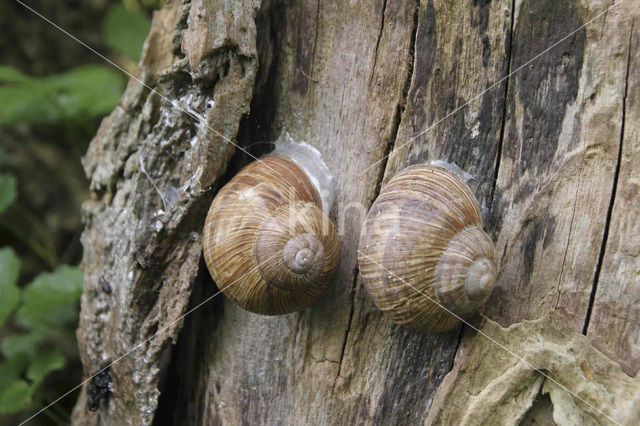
72 0 639 424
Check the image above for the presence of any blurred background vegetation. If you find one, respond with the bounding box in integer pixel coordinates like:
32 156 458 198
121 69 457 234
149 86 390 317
0 0 160 423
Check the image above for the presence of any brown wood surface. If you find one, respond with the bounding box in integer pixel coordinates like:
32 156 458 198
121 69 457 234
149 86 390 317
72 0 262 423
72 0 639 424
586 14 639 376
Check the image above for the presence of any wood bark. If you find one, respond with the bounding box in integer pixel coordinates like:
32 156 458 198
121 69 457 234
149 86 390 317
72 0 639 425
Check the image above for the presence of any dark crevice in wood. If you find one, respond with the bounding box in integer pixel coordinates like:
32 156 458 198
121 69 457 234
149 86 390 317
598 3 610 41
369 0 387 88
448 324 465 371
451 0 515 378
240 0 284 154
149 151 246 424
490 0 515 207
334 267 359 389
371 0 420 201
152 2 280 421
153 261 221 426
582 21 633 335
372 125 397 201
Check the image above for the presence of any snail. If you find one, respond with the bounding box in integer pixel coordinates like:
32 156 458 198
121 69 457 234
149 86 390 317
358 164 498 332
203 140 341 315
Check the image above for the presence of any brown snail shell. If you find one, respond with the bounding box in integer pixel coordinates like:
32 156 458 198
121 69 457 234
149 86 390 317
358 164 498 332
203 154 341 315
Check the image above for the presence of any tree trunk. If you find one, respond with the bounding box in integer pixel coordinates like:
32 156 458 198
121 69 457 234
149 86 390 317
72 0 639 425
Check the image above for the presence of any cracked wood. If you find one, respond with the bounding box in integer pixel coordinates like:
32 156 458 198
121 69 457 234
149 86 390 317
73 0 640 424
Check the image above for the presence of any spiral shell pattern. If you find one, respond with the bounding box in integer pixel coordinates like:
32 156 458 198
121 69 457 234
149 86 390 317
358 165 498 332
203 155 340 315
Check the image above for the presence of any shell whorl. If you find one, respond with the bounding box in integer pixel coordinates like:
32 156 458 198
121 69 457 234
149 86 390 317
203 155 340 315
358 165 498 332
435 226 497 318
283 233 323 273
254 202 333 292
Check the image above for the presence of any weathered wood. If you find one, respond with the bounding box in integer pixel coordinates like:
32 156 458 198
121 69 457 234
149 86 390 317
426 312 640 425
72 0 261 424
71 0 640 424
486 0 633 335
335 0 512 422
586 12 639 377
158 0 422 423
483 0 640 384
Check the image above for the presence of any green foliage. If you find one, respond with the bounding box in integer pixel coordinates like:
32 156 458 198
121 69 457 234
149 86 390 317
0 3 152 128
0 247 82 414
0 380 31 414
0 0 154 419
0 67 32 84
27 351 66 386
1 332 46 360
17 266 84 331
0 174 17 214
0 359 26 391
0 174 80 415
103 4 152 61
0 248 21 327
0 65 125 126
124 0 165 12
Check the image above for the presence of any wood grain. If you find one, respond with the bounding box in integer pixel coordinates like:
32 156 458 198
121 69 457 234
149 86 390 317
73 0 640 424
158 0 421 424
485 0 632 335
586 12 639 377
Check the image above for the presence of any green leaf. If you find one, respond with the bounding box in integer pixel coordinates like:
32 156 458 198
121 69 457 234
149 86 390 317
0 65 124 126
0 380 31 414
0 358 27 392
0 284 19 327
17 265 83 331
26 350 66 386
0 84 57 125
0 247 21 326
0 66 32 84
0 332 45 360
103 4 151 61
0 174 17 214
0 247 20 288
45 65 125 120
